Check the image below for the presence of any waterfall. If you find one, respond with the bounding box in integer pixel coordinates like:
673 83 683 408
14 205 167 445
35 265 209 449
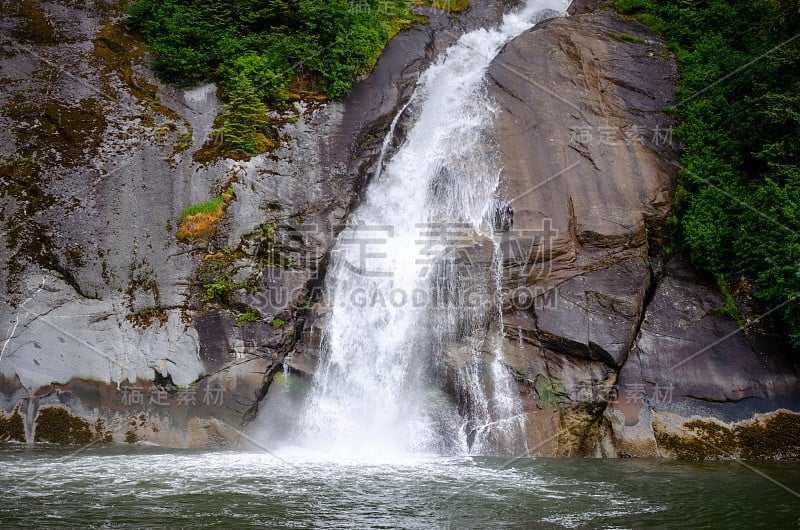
292 0 571 458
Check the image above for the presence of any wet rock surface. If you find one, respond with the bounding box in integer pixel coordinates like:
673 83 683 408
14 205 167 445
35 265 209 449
1 0 797 455
605 257 800 457
488 1 800 456
0 0 514 446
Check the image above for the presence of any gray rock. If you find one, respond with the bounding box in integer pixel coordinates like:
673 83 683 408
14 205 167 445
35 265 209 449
0 0 517 446
490 8 677 291
606 256 800 456
534 259 650 367
484 6 677 455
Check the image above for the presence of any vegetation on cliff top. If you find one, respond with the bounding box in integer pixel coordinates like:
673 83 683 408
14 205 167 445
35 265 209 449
126 0 426 154
616 0 800 347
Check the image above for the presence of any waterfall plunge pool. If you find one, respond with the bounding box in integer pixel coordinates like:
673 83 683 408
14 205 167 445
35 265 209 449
1 445 798 528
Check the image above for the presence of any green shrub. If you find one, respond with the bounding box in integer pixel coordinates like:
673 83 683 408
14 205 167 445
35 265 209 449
201 279 238 304
127 0 422 154
237 311 258 325
619 0 800 347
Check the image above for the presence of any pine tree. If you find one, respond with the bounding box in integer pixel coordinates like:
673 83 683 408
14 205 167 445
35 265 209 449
220 73 267 154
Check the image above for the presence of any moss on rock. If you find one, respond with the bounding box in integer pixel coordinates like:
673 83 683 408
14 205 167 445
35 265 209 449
33 407 112 445
558 401 608 457
9 0 57 44
534 376 568 410
7 95 108 168
655 410 800 460
0 407 26 443
736 411 800 459
655 418 737 460
91 22 182 124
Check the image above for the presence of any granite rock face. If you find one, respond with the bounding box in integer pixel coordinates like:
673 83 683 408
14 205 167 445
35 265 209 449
1 0 798 456
484 2 800 456
0 0 511 446
605 256 800 458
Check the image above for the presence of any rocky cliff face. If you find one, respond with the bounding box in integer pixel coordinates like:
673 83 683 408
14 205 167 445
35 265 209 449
486 0 800 457
1 0 798 457
0 0 513 446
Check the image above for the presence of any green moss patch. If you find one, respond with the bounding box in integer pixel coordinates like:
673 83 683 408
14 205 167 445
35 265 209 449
193 222 292 310
177 188 235 242
195 253 257 314
0 407 26 443
237 311 258 325
655 411 800 460
607 31 646 44
33 407 113 445
534 376 568 410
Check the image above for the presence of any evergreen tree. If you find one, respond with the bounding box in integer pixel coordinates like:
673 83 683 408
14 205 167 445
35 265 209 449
220 73 267 154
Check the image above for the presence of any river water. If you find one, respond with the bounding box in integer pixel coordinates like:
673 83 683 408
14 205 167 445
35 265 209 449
1 446 798 528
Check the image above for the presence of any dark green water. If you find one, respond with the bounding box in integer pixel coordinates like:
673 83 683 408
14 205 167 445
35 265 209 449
1 446 799 528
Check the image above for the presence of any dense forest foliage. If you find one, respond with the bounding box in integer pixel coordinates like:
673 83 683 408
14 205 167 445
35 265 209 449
126 0 424 153
616 0 800 347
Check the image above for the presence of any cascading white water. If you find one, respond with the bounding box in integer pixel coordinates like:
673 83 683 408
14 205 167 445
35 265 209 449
294 0 571 458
